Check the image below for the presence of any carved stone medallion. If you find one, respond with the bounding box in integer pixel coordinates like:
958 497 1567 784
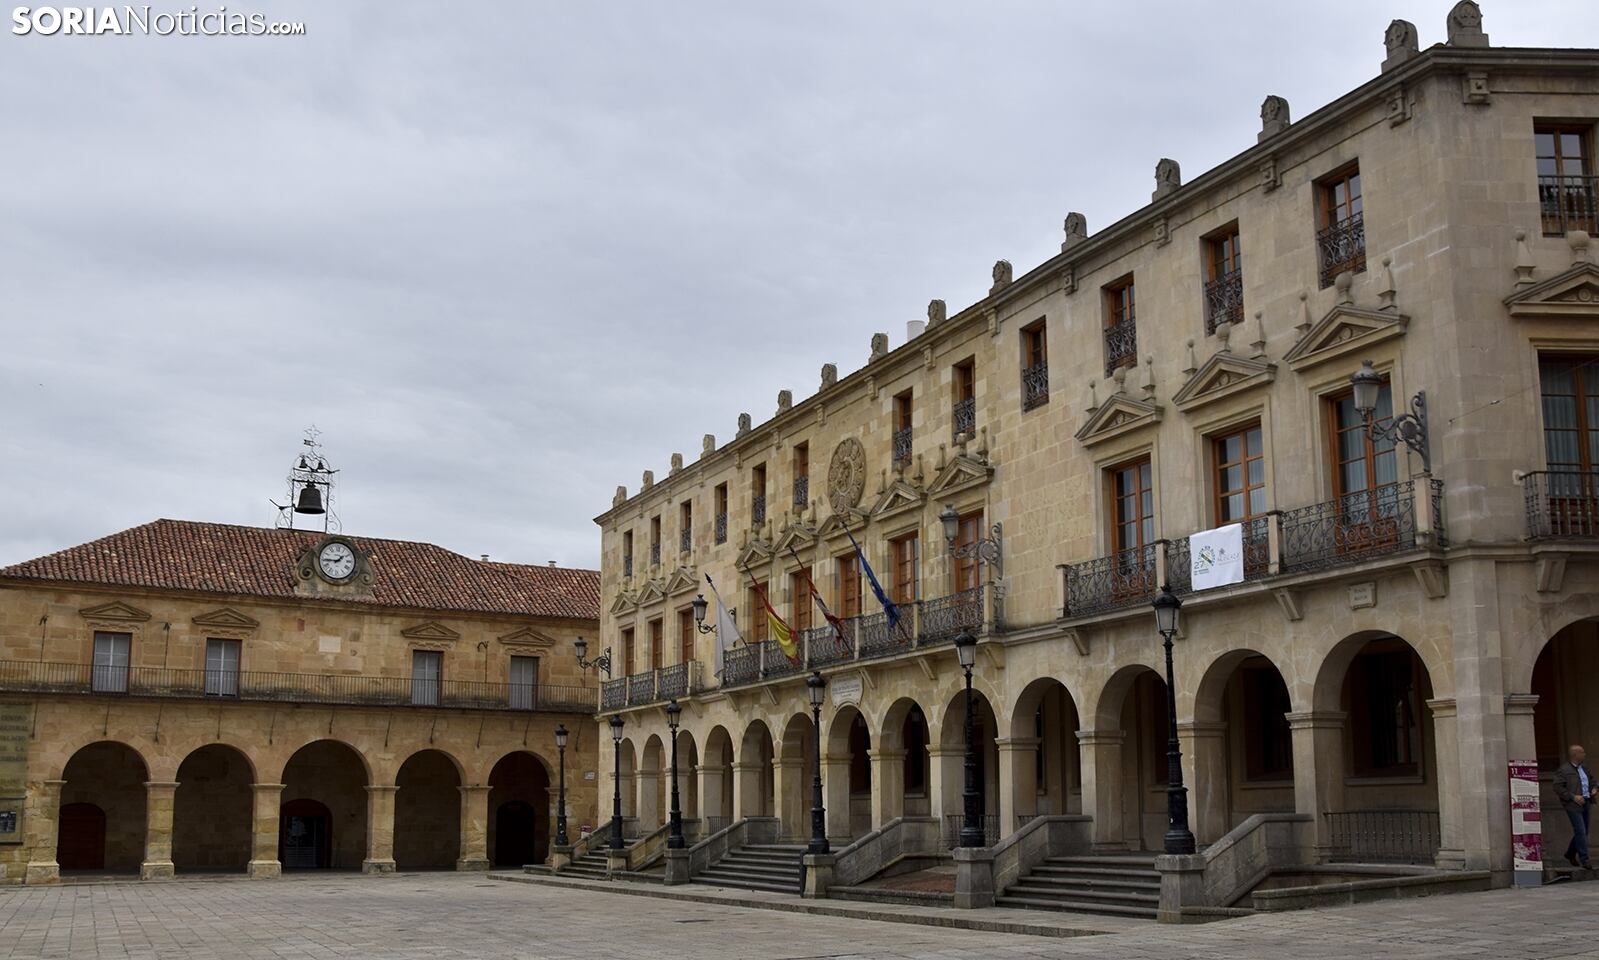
827 437 867 514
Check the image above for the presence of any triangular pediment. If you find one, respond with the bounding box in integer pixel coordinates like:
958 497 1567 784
869 478 925 521
497 626 556 648
1284 303 1408 372
1074 394 1163 447
191 607 260 630
401 620 461 642
774 523 817 555
816 511 868 543
78 600 151 623
663 566 700 597
1504 263 1599 321
607 591 638 615
634 579 667 607
1172 351 1277 412
736 538 774 570
927 453 994 498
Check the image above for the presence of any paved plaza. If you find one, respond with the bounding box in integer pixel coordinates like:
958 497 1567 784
0 873 1596 960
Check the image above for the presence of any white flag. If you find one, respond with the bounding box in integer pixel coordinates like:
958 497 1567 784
1189 523 1245 591
708 580 742 677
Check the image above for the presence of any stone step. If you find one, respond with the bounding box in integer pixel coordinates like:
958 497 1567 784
1045 855 1159 868
1003 882 1159 905
693 872 801 894
708 860 802 880
993 894 1158 919
1023 869 1160 890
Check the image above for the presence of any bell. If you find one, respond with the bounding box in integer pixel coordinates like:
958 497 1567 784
294 484 325 515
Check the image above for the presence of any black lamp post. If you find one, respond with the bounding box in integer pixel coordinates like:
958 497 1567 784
1351 359 1430 474
608 714 625 850
937 504 1004 582
806 671 829 855
554 723 570 848
690 593 717 634
954 629 985 848
666 699 685 849
1153 585 1196 855
575 636 613 679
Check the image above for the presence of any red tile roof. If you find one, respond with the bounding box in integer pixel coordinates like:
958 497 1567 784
0 519 599 621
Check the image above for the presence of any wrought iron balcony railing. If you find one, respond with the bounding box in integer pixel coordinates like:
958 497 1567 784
952 396 976 441
920 586 982 646
1021 361 1050 411
793 475 809 510
1539 174 1599 237
679 528 692 554
804 624 854 667
1103 319 1137 378
1317 212 1366 288
752 494 766 527
1523 470 1599 539
1061 544 1158 618
0 659 598 714
714 512 728 544
623 555 633 578
649 542 661 566
1203 268 1244 335
626 669 657 705
854 608 915 658
892 426 913 467
1165 516 1270 594
760 636 806 680
657 661 701 701
721 643 760 686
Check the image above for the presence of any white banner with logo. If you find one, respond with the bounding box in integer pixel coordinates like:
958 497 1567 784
1189 523 1245 591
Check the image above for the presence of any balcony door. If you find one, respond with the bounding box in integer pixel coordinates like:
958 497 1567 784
91 631 130 693
204 639 240 697
411 650 442 706
1107 458 1155 601
509 655 538 711
1326 381 1400 554
1539 355 1599 534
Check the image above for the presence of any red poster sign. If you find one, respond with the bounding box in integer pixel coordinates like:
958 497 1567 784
1509 759 1542 873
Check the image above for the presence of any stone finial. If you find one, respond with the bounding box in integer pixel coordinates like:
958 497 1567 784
1378 256 1398 312
1251 311 1268 358
613 485 627 507
1571 230 1594 266
1258 96 1291 142
1153 158 1181 200
702 434 717 455
1382 19 1419 71
736 413 752 437
1215 319 1233 352
927 299 947 327
1062 212 1088 251
1086 379 1099 413
990 260 1013 294
1446 1 1488 47
820 363 838 389
1512 230 1535 287
1140 356 1156 400
870 332 889 361
777 390 792 413
1111 365 1129 395
1334 270 1355 306
641 469 655 490
1183 339 1198 377
1296 291 1313 335
669 452 684 475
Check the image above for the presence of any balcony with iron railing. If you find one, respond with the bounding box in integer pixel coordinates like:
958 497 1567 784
714 512 728 544
1523 470 1599 539
623 555 633 578
1103 319 1137 378
679 528 692 555
752 494 766 527
649 541 661 567
1203 268 1244 335
1059 477 1443 619
892 427 913 467
1539 174 1598 236
0 660 598 714
1316 212 1365 288
952 396 976 441
1021 361 1050 411
793 475 809 510
601 661 704 711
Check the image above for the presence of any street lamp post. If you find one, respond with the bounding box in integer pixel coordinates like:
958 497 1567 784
608 714 626 850
666 699 685 849
1350 359 1430 474
575 636 613 679
954 629 984 848
1153 585 1196 855
806 671 829 855
554 724 570 848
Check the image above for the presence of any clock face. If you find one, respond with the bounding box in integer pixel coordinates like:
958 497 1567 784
318 541 356 581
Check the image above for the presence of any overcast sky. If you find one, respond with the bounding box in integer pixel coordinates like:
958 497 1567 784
0 0 1580 569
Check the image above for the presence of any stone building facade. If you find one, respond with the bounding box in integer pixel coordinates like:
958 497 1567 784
593 5 1599 894
0 519 601 884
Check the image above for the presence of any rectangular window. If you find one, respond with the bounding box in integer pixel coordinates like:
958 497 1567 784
622 627 636 676
1212 422 1266 523
91 631 130 693
893 390 913 467
790 570 813 632
1021 320 1049 411
1326 380 1398 545
793 442 810 509
509 655 538 711
204 638 240 697
1103 275 1137 377
649 618 664 671
752 465 767 526
622 530 634 577
837 555 862 619
1316 164 1365 287
748 586 770 642
678 608 696 665
1537 355 1599 535
679 500 693 554
1109 458 1155 553
953 511 983 592
1203 223 1243 335
649 515 661 566
953 358 977 440
411 650 442 706
714 483 729 544
1536 122 1596 236
890 533 919 604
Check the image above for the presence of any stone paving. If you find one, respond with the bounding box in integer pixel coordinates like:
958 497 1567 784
0 873 1597 959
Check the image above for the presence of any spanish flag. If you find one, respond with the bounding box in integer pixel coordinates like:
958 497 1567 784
744 568 801 664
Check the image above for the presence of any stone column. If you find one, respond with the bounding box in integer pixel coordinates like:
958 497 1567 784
730 761 759 821
248 783 284 879
139 781 180 880
1286 711 1345 860
24 779 65 885
1178 721 1229 845
636 762 660 832
995 737 1039 836
773 758 805 841
456 785 490 871
695 763 726 828
868 748 904 830
1428 698 1467 869
1504 694 1540 766
927 746 960 824
821 754 850 842
362 784 398 874
1076 729 1125 851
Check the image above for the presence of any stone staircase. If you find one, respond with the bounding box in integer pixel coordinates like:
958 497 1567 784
558 846 613 880
995 853 1161 918
693 842 806 894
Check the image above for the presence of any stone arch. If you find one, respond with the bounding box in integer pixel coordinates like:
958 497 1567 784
1008 677 1083 824
824 705 871 840
640 734 665 831
874 696 932 820
1526 616 1599 858
737 719 775 819
487 750 550 868
60 741 149 873
701 724 735 828
173 743 253 873
1086 664 1170 851
280 739 369 870
614 738 638 822
936 685 1000 843
777 712 816 841
669 728 700 825
1188 649 1295 843
394 748 463 870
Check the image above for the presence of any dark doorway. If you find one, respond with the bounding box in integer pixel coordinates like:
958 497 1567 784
58 802 106 871
494 801 537 867
280 798 332 869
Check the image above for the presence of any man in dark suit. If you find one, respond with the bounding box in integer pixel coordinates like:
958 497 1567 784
1554 744 1599 868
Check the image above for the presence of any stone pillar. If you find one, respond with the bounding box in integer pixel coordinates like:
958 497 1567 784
868 748 904 830
1428 698 1467 869
663 846 690 885
246 783 284 879
801 852 835 898
731 761 759 820
822 754 850 842
1178 722 1229 845
1076 729 1126 851
617 770 637 820
773 758 805 841
456 784 490 871
1286 711 1345 859
362 784 398 875
995 737 1039 836
695 763 726 828
24 779 65 885
1504 694 1540 765
140 781 179 880
952 846 995 908
927 746 960 824
636 762 660 832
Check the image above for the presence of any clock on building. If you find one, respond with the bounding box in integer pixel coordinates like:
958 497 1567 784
317 540 357 582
